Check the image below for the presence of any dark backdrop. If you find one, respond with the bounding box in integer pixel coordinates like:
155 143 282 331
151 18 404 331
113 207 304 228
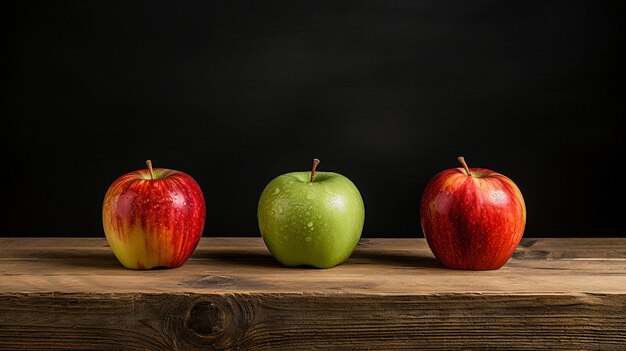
3 0 625 238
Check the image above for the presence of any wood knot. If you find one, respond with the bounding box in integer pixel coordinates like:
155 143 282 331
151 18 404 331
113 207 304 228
186 301 224 337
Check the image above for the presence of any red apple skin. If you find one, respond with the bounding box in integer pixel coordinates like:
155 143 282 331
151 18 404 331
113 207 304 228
420 166 526 270
102 168 206 269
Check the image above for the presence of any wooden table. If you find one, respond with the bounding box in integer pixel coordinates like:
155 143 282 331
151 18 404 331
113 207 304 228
1 237 625 350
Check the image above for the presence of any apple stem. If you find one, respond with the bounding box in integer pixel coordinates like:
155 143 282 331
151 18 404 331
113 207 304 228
146 160 155 180
457 156 472 177
310 158 320 182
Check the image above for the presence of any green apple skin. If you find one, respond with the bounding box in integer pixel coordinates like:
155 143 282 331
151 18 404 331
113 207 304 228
258 171 365 268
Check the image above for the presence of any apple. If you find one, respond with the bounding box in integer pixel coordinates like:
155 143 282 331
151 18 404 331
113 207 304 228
102 160 206 269
257 159 365 268
420 157 526 270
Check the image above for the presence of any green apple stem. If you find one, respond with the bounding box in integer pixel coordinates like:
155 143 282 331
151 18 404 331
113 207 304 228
457 156 472 177
310 158 320 182
146 160 155 180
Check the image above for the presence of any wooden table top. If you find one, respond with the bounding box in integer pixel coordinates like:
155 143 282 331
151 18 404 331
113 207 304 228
1 237 625 350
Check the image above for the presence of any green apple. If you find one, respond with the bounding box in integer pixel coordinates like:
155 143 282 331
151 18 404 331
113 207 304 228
257 159 365 268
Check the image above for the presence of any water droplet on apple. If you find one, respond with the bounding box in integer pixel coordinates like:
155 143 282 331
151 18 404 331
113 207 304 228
305 236 312 242
307 221 313 227
272 188 280 195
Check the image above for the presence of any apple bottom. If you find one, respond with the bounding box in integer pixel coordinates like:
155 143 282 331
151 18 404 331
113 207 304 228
427 245 516 270
424 229 522 270
262 233 359 269
106 227 198 269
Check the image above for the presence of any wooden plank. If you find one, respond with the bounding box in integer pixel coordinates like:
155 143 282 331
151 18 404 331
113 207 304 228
1 238 625 294
0 292 624 350
1 237 625 350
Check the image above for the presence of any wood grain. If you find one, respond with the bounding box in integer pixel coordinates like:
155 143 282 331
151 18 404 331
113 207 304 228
1 237 625 350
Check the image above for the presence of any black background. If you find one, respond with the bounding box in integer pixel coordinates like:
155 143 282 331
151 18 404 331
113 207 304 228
3 1 625 238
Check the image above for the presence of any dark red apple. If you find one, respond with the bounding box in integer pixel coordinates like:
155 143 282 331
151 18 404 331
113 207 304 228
102 160 206 269
420 157 526 270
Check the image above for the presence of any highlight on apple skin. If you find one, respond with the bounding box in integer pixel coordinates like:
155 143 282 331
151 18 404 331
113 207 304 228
102 160 206 269
420 156 526 270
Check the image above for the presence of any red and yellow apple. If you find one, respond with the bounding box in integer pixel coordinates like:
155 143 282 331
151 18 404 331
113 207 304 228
102 160 206 269
420 157 526 270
